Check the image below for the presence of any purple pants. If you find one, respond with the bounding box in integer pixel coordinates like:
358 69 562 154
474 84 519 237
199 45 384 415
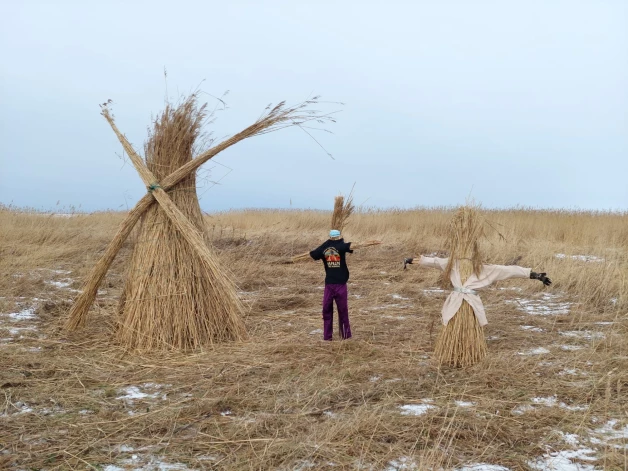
322 284 352 340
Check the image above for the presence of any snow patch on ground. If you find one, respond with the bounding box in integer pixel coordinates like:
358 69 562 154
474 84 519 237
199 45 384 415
34 268 72 275
456 465 510 471
105 456 192 471
8 308 37 320
528 448 597 471
399 400 436 416
560 331 605 341
423 288 445 295
521 325 544 332
454 400 476 408
369 304 413 311
0 302 41 347
590 419 628 450
557 432 581 447
532 397 588 411
1 401 33 416
390 294 410 300
512 396 588 415
555 253 605 263
382 315 407 320
116 384 168 403
506 293 572 316
309 329 323 335
559 345 584 351
115 444 135 453
385 456 418 470
45 279 73 289
8 326 36 335
558 368 587 377
518 347 551 355
289 459 318 470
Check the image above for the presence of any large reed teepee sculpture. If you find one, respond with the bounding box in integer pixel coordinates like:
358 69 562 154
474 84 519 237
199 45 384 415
65 93 336 350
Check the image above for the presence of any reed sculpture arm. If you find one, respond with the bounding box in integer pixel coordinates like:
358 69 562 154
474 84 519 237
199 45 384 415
402 255 446 270
292 240 382 263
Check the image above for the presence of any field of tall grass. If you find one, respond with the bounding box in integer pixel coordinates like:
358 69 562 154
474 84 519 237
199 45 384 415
1 205 626 470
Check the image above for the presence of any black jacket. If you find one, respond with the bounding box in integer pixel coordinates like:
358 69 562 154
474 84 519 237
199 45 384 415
310 238 353 285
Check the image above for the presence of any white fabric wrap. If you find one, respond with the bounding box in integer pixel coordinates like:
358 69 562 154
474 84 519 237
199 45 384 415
418 256 531 326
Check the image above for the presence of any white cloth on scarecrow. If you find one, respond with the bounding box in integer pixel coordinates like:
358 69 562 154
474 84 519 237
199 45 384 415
419 256 531 326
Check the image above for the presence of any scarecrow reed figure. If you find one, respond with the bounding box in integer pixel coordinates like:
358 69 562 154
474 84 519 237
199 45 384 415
403 206 552 367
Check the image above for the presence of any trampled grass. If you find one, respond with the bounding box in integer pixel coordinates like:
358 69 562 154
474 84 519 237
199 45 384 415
0 206 626 470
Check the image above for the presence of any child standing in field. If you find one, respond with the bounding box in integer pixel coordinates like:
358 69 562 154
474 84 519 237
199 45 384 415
310 230 353 340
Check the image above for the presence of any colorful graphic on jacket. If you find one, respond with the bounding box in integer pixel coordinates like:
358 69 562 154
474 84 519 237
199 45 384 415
324 247 341 268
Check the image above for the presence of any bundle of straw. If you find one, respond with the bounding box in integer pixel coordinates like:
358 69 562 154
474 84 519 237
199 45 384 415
65 93 338 334
330 192 354 233
112 97 246 350
434 206 487 367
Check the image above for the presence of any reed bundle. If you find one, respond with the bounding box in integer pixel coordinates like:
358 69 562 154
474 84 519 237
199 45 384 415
330 191 355 233
434 206 487 367
65 93 337 346
112 98 245 349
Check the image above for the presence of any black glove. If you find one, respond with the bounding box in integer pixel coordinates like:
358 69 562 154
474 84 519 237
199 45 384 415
530 271 552 286
403 258 414 269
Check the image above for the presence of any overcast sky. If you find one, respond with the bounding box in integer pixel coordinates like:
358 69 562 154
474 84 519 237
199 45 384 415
1 1 626 212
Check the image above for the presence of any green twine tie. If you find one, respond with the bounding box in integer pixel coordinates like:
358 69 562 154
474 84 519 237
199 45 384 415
148 183 161 193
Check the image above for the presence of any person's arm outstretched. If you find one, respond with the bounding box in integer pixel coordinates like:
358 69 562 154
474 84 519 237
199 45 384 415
310 243 325 261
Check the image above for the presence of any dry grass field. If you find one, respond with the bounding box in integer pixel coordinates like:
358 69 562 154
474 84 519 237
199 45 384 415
1 206 626 470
